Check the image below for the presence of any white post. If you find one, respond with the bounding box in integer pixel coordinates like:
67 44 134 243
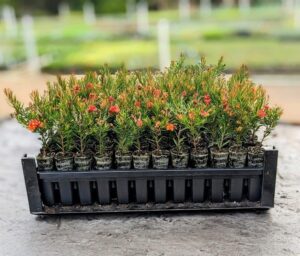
239 0 251 14
200 0 212 16
136 1 149 35
21 16 40 72
2 5 18 38
58 2 70 19
295 0 300 28
157 19 171 71
179 0 191 21
126 0 135 19
83 2 96 25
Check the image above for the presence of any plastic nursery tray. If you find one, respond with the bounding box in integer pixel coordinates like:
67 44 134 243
21 148 278 215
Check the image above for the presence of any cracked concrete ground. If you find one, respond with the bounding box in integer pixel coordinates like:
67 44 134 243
0 119 299 256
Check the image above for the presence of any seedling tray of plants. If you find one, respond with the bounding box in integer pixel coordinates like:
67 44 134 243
22 147 278 215
6 57 282 215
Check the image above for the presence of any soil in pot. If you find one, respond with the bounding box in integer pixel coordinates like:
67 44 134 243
133 151 150 169
55 153 74 171
36 153 54 171
190 147 208 168
171 150 189 169
115 151 132 169
152 150 170 169
74 154 92 171
248 146 265 168
229 146 247 168
210 147 229 168
94 152 113 170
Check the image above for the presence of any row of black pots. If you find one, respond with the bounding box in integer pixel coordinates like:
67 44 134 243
36 146 264 171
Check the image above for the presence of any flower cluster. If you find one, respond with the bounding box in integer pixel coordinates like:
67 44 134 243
5 57 282 160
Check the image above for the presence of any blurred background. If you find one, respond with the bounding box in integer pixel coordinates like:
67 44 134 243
0 0 300 123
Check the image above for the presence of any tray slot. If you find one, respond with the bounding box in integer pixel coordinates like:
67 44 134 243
58 181 73 205
192 178 205 202
229 178 243 202
78 180 92 205
173 178 185 203
248 176 262 201
211 179 224 202
97 179 110 204
136 179 148 203
116 178 129 204
42 181 55 206
154 178 166 203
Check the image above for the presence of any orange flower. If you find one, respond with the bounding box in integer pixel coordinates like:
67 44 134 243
257 109 266 118
188 111 195 121
88 105 97 112
73 85 80 94
146 101 153 109
100 99 108 109
153 89 161 98
27 119 43 132
176 114 184 120
155 121 161 129
136 118 143 128
200 110 209 117
86 83 94 90
264 105 270 111
203 94 211 105
109 105 120 114
134 101 141 108
166 123 175 132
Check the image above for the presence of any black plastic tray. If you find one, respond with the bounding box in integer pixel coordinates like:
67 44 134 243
21 149 278 215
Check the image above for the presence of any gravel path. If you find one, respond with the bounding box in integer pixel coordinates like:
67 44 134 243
0 119 299 256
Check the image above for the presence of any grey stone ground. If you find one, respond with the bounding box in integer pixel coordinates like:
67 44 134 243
0 119 299 256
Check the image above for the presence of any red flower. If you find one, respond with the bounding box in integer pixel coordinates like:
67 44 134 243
181 90 187 97
109 105 120 114
88 105 97 112
153 89 161 98
27 119 43 132
203 94 211 105
257 109 266 118
108 96 115 103
136 118 143 128
146 101 153 109
200 110 209 117
264 105 270 111
89 93 97 101
86 83 94 90
73 85 80 94
166 123 175 132
134 101 141 108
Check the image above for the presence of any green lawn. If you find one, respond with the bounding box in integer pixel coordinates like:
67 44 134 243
1 5 300 73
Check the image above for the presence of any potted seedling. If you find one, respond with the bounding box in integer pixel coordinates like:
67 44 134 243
113 110 134 169
4 89 55 171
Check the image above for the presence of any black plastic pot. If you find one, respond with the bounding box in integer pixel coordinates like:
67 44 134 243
190 148 208 168
248 146 265 168
171 150 189 169
133 151 150 169
229 146 247 168
55 153 74 171
152 150 169 169
36 154 54 171
210 148 229 168
74 155 92 171
94 152 112 170
115 152 132 169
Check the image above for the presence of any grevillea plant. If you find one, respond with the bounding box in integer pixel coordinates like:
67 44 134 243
4 57 282 161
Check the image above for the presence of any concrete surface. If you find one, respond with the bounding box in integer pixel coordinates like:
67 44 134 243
0 119 299 256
